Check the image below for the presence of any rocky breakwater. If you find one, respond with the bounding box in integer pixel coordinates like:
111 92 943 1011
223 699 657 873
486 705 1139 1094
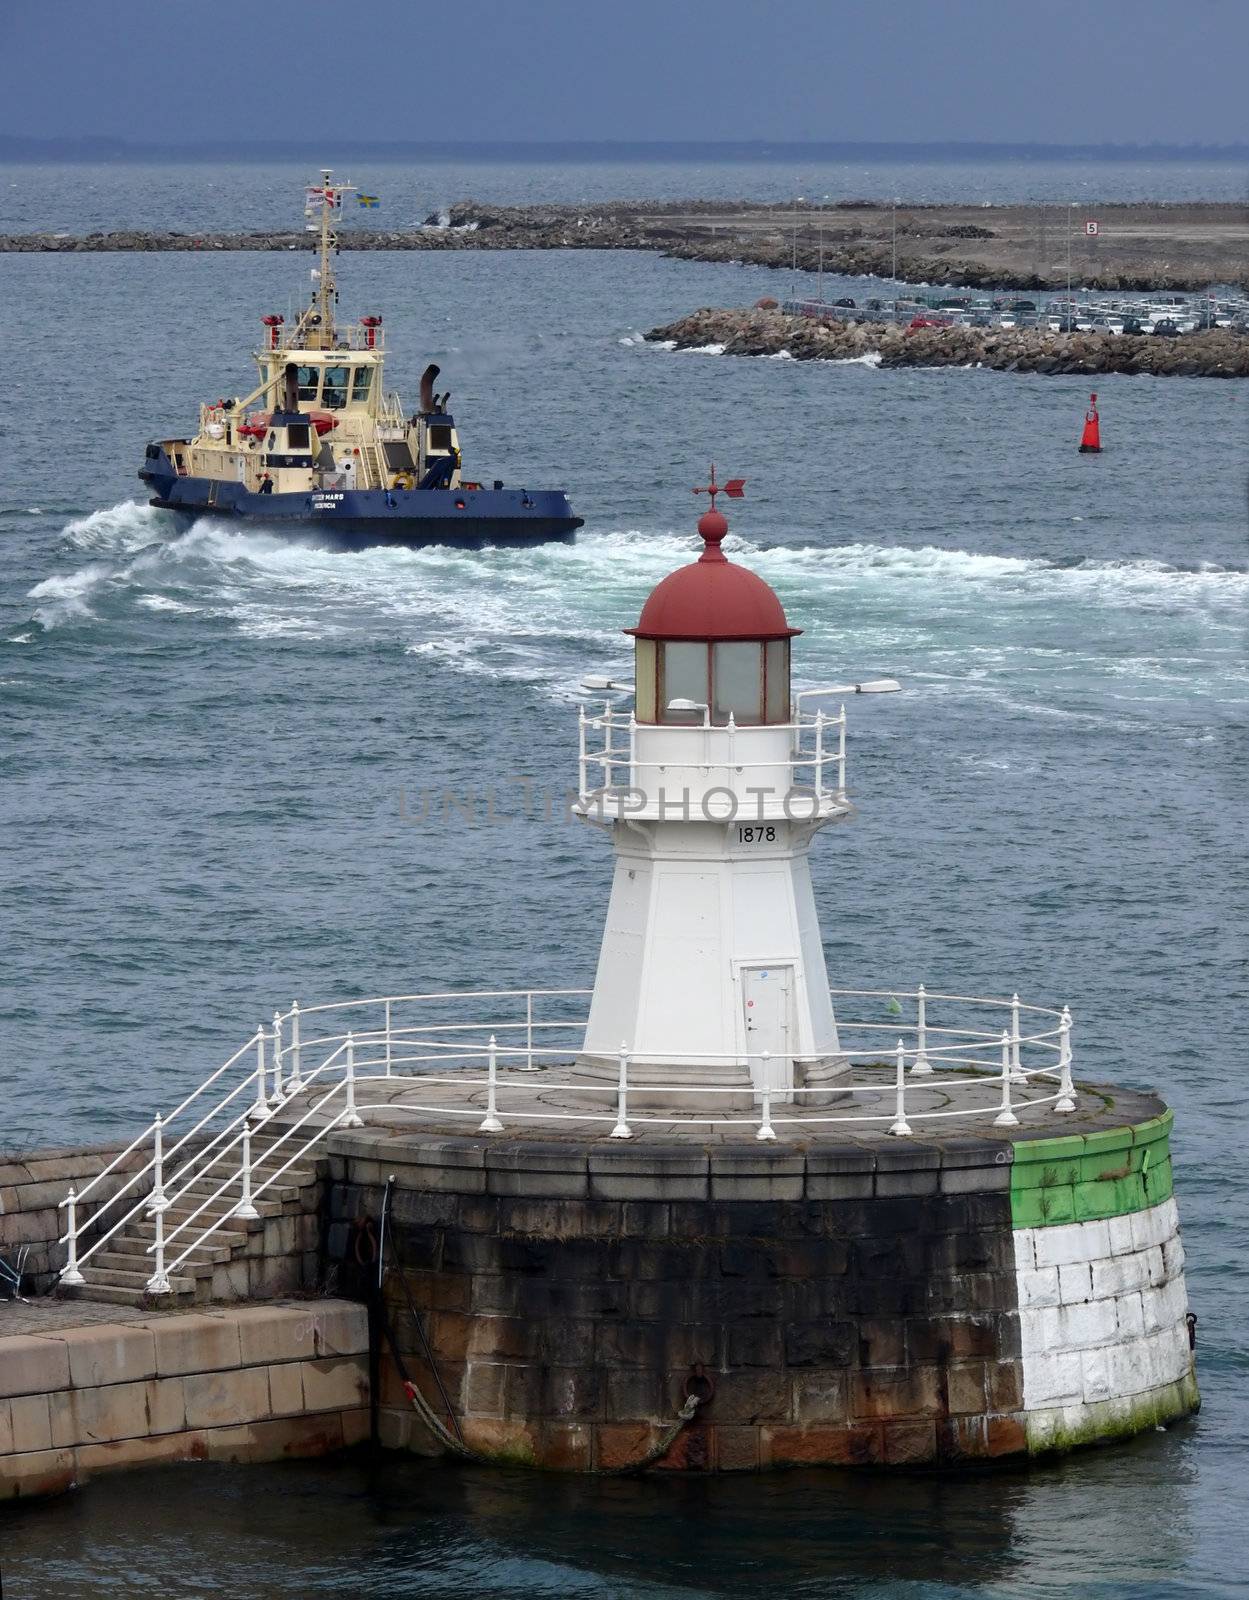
647 307 1249 378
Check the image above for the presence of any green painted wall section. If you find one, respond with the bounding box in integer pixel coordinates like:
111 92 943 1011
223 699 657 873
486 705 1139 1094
1010 1110 1174 1228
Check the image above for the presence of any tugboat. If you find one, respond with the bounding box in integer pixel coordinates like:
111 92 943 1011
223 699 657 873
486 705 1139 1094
138 172 582 548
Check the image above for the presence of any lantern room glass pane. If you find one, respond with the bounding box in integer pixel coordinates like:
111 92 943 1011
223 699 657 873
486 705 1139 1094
712 642 764 725
765 640 791 723
659 642 709 723
634 639 657 723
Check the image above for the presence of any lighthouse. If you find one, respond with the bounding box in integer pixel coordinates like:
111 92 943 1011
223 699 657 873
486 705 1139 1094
576 472 853 1097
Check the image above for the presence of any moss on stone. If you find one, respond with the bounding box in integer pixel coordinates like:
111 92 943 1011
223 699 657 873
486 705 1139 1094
1024 1367 1199 1456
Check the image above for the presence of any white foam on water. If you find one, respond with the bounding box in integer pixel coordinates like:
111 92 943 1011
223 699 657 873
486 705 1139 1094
135 594 200 614
5 634 34 645
24 505 1247 711
62 499 166 554
676 343 726 355
831 352 884 368
26 562 114 627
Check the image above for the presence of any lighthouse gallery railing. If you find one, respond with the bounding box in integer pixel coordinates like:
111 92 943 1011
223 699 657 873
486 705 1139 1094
56 986 1076 1295
577 702 849 808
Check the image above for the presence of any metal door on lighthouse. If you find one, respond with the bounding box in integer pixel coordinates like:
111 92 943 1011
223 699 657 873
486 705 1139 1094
741 965 793 1101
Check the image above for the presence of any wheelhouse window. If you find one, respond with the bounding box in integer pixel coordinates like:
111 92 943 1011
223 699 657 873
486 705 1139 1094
351 367 373 404
321 366 350 409
296 365 319 403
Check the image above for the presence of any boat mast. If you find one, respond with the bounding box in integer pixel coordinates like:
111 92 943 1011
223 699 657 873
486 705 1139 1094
305 168 355 341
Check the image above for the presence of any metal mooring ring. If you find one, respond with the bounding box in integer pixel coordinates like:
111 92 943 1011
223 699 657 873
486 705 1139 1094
1186 1311 1198 1351
683 1362 716 1407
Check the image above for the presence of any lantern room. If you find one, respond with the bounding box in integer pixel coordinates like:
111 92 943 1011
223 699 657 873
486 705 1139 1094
628 500 799 728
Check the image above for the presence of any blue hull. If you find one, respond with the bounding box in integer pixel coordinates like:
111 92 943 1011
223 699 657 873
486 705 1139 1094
140 461 582 550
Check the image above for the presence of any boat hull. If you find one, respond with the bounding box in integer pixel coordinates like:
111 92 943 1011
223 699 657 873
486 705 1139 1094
140 463 582 549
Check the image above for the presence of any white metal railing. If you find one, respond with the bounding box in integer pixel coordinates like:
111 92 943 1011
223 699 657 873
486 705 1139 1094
576 702 848 813
57 985 1075 1296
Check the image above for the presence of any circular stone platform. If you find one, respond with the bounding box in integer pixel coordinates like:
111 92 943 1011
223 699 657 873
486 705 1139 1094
297 1066 1196 1474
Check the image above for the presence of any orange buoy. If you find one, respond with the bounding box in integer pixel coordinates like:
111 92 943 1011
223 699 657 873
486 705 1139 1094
1079 393 1101 453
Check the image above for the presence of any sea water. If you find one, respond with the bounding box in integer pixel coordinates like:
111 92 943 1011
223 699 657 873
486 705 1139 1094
0 164 1246 1597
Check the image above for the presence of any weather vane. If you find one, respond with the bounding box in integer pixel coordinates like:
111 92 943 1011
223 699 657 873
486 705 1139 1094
693 465 746 509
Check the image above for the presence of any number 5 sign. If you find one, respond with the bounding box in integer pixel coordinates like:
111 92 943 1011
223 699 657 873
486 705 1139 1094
1085 220 1100 236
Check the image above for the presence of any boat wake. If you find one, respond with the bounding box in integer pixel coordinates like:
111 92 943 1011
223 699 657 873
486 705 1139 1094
18 507 1247 709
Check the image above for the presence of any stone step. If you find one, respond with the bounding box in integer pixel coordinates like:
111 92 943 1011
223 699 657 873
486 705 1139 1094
62 1283 183 1308
91 1249 215 1281
159 1195 285 1224
69 1269 197 1302
108 1234 234 1265
173 1177 307 1207
132 1218 251 1248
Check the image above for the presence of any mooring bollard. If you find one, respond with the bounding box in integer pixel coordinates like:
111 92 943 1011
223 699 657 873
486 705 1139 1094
60 1186 85 1287
251 1026 269 1121
1010 994 1027 1084
1055 1006 1077 1112
911 983 933 1074
890 1038 912 1135
479 1033 504 1133
342 1031 364 1129
236 1120 260 1220
756 1052 778 1142
994 1028 1020 1127
611 1042 632 1139
271 1011 285 1104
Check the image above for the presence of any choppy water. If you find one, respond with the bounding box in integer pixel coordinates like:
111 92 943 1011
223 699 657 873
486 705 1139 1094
1 166 1247 1596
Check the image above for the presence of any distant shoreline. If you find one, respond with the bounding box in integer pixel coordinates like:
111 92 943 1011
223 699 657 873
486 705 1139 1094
3 136 1249 164
3 199 1245 293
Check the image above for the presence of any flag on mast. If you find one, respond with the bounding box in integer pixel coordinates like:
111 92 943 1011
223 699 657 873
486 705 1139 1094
358 193 380 208
304 185 343 214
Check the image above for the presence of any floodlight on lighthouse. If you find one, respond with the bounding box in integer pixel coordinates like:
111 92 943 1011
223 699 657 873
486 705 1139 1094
666 697 710 723
796 678 901 703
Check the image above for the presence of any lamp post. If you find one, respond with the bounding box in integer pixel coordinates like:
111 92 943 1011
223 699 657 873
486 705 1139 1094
792 194 805 296
1067 200 1074 317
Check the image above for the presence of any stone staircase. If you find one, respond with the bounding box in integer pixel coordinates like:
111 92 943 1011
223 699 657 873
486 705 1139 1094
60 1127 323 1308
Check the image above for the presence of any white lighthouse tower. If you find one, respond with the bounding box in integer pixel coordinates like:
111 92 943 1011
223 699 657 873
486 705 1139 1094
576 473 855 1099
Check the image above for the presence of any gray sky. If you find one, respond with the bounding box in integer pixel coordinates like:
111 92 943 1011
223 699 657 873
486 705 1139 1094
4 0 1246 146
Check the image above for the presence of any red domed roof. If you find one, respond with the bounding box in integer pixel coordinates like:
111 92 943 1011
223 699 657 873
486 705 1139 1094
628 508 800 642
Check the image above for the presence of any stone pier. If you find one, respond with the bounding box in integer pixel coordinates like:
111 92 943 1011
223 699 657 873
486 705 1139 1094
0 1298 368 1500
